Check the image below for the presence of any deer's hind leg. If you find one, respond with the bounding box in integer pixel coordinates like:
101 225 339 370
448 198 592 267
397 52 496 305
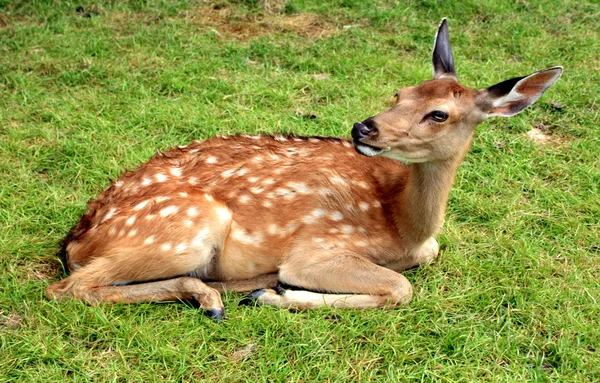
243 244 413 310
47 191 233 318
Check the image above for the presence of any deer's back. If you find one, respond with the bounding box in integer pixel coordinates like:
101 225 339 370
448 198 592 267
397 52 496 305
63 135 410 279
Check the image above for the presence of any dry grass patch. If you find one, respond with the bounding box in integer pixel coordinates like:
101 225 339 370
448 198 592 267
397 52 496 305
185 5 338 41
526 123 570 146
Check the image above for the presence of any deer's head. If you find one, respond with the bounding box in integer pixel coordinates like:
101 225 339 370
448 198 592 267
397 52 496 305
352 19 562 164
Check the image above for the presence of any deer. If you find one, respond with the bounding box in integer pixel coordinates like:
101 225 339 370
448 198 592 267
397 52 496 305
47 19 562 320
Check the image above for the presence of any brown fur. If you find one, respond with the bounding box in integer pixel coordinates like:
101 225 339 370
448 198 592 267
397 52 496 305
47 20 562 314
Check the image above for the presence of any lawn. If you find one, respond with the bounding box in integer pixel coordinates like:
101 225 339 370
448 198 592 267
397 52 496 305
1 0 599 381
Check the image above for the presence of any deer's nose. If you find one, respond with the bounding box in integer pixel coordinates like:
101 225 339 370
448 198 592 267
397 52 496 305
352 119 378 141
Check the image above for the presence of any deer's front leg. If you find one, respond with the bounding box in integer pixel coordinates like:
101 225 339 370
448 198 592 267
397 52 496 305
385 237 440 273
241 248 413 310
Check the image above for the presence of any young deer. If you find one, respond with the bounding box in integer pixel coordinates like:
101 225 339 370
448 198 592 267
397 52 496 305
47 19 562 319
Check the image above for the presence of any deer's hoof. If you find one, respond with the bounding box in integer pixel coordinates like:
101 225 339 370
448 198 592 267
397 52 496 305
239 289 268 306
205 307 226 321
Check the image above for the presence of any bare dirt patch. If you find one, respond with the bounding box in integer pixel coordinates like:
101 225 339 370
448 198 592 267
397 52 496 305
526 123 569 147
185 6 338 41
0 311 23 330
230 343 258 361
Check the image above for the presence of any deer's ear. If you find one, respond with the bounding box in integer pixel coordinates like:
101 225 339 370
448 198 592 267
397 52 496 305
432 18 457 80
479 67 563 117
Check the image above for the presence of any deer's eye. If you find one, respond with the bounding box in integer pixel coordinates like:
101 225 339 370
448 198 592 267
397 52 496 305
429 110 449 122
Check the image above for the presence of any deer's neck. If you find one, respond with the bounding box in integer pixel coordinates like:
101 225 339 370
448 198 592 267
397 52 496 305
392 159 461 246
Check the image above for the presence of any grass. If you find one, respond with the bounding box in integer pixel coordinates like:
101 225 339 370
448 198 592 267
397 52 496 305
1 0 599 381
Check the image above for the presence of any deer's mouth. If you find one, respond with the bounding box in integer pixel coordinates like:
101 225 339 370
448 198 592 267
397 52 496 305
354 142 390 157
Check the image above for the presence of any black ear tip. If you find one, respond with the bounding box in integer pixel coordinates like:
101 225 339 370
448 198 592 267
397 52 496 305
439 18 449 28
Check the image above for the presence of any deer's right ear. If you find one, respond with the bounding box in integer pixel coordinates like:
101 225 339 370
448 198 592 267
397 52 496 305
432 18 457 80
478 67 563 118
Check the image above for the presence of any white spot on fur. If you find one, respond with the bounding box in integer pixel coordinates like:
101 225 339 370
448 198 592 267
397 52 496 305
179 192 188 198
170 167 182 177
269 188 293 199
205 156 218 164
192 228 209 247
114 180 124 188
356 240 368 247
314 237 324 243
215 207 232 222
231 225 262 245
102 208 117 223
262 201 273 208
267 224 280 235
274 135 287 141
342 141 352 148
345 203 357 212
283 221 299 234
161 243 172 252
184 220 194 227
221 169 235 178
373 201 382 208
187 207 199 217
156 196 170 203
175 243 188 253
155 173 167 182
160 206 179 217
205 194 214 202
237 168 248 176
341 225 355 234
248 176 259 183
126 216 136 226
127 228 137 237
141 177 151 186
144 236 155 245
311 209 326 218
355 181 369 189
262 178 276 186
329 211 344 221
309 138 320 143
145 214 156 220
188 177 198 185
359 202 370 212
331 176 347 186
134 200 150 211
302 215 318 224
239 195 251 204
250 186 264 194
287 182 312 194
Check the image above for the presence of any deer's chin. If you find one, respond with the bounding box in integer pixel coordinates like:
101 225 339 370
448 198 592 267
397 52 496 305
354 143 390 157
380 149 428 164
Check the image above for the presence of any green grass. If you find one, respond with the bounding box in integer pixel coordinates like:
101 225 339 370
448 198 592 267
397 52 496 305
1 0 599 381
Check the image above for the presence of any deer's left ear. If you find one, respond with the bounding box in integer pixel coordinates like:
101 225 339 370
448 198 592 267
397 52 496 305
432 18 457 80
479 67 563 117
